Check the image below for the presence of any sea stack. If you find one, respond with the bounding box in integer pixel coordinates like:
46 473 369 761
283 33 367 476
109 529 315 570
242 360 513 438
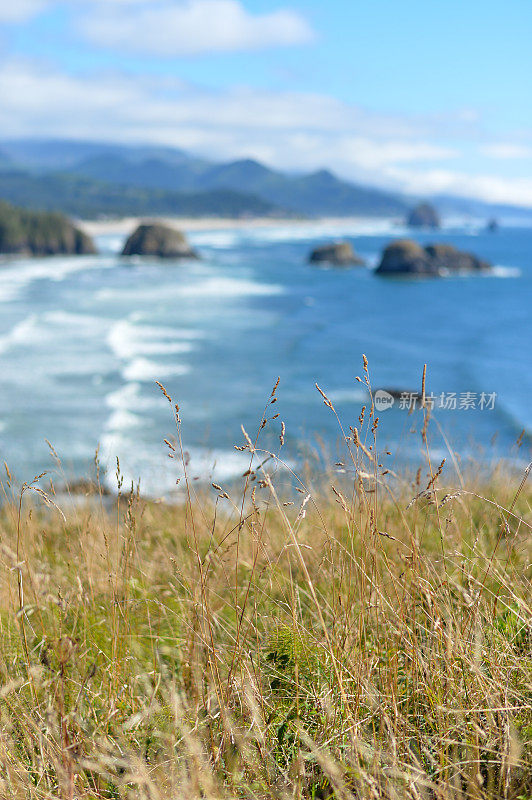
121 223 199 259
0 201 96 256
407 202 441 229
309 240 364 266
376 239 491 277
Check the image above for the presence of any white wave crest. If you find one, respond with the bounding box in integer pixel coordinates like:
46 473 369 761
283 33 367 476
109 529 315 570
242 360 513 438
108 318 196 360
0 255 112 303
106 408 144 432
97 274 283 304
327 388 369 404
105 381 160 412
176 277 283 298
188 218 400 248
99 433 259 497
122 357 189 382
0 315 40 353
489 265 522 278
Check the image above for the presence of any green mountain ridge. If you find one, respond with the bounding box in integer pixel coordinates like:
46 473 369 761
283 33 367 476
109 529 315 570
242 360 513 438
1 138 531 220
0 139 408 218
70 154 408 217
0 170 281 219
0 139 200 171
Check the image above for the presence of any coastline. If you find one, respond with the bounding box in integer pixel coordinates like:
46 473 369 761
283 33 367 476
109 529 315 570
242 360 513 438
77 214 400 237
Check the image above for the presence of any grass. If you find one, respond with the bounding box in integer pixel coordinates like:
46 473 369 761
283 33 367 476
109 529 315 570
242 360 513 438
0 361 530 799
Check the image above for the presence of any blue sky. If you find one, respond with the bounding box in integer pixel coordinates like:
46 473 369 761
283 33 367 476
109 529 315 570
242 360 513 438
1 0 532 205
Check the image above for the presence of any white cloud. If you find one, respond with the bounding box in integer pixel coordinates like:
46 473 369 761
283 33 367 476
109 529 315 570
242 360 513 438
0 59 440 140
480 143 532 159
0 0 48 22
78 0 315 56
0 58 531 207
384 166 532 206
324 139 457 171
0 0 314 54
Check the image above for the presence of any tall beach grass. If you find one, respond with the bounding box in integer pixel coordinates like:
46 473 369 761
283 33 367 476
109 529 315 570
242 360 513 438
0 360 531 799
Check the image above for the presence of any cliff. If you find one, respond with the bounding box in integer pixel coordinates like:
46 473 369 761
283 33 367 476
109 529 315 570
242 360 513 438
0 200 96 256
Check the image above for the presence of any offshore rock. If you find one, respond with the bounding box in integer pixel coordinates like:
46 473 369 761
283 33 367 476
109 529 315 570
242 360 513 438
121 223 198 259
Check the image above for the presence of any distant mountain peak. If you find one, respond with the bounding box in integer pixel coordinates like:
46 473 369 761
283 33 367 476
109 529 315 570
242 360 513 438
2 137 532 219
229 157 268 168
208 158 277 178
309 168 337 180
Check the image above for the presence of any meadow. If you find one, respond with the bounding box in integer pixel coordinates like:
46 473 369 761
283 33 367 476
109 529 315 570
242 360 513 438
0 364 530 799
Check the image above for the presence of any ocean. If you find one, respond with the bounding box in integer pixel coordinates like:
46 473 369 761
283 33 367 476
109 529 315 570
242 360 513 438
0 218 530 496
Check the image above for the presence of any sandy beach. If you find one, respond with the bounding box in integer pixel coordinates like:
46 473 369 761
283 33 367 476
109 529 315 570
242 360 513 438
77 215 394 238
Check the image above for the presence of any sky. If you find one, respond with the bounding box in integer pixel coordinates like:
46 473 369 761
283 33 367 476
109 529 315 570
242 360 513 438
0 0 532 205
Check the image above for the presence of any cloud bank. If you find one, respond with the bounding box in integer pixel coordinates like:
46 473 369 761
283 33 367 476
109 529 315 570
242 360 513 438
2 0 314 55
1 58 532 206
78 0 314 55
0 59 456 164
1 0 532 209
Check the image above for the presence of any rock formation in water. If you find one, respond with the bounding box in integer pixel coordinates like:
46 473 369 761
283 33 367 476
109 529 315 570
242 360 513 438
121 222 198 259
406 202 441 229
376 239 491 277
308 240 364 266
0 200 96 256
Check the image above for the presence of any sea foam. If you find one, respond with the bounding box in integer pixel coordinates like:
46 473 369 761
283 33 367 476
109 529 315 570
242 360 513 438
489 265 522 278
0 255 112 303
97 274 283 304
122 358 190 382
99 431 254 497
176 276 283 298
0 315 40 353
108 318 196 360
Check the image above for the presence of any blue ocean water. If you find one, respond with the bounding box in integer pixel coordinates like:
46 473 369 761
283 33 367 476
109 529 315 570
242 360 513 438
0 218 530 495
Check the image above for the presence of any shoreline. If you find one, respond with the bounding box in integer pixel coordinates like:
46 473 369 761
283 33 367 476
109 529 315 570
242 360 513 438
77 214 401 237
77 213 532 240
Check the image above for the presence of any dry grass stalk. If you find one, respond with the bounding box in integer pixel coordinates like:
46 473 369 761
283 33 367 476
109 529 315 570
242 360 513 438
0 359 530 799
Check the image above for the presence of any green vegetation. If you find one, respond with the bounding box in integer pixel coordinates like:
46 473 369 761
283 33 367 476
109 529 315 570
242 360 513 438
0 170 282 220
0 199 95 255
0 366 530 799
0 140 407 219
188 161 408 217
3 137 532 221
